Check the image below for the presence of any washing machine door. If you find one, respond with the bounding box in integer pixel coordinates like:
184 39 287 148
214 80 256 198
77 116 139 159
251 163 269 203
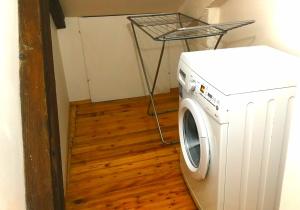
179 98 210 180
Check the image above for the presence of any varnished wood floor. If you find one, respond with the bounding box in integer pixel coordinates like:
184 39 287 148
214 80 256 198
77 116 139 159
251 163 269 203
66 89 197 210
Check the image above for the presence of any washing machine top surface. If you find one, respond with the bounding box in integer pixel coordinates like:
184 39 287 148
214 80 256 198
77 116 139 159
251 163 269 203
180 45 300 95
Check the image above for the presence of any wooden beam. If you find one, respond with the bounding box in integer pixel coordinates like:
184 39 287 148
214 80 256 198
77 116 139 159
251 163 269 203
19 0 65 209
41 0 66 208
49 0 66 29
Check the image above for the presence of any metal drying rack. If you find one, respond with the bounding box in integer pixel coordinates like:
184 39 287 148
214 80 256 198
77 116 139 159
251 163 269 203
127 13 254 145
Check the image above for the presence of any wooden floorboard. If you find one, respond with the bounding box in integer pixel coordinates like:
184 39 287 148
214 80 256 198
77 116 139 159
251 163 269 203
66 90 197 210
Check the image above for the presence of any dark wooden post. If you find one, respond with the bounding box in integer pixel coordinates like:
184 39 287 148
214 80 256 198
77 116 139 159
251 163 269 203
49 0 66 29
19 0 65 209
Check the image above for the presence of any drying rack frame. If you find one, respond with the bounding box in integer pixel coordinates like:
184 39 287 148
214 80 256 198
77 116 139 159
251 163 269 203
128 12 254 145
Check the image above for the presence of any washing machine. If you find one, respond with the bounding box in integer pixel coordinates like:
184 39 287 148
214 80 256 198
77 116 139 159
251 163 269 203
177 46 299 210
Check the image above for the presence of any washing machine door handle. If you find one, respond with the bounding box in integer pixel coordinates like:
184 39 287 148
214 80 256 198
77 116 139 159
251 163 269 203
199 136 210 179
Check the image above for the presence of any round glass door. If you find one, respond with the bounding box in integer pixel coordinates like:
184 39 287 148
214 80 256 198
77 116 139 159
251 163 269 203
183 110 200 168
179 98 210 180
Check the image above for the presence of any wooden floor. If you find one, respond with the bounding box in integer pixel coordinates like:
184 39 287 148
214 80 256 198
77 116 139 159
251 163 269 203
65 89 197 210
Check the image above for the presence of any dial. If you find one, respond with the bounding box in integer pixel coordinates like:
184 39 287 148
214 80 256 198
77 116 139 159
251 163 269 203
189 80 196 92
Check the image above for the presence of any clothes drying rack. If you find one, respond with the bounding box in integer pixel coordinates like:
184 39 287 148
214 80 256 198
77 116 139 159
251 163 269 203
127 13 254 145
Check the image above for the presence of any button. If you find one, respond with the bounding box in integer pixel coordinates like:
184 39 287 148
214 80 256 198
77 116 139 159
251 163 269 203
216 105 219 111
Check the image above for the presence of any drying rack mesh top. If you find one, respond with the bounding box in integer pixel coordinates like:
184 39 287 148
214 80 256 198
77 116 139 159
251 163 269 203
127 13 254 41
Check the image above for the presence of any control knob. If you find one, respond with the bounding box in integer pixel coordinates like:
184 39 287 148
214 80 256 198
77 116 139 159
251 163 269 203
190 85 196 92
189 80 196 92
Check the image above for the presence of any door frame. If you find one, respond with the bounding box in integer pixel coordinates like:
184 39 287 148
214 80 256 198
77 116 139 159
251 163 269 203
19 0 65 209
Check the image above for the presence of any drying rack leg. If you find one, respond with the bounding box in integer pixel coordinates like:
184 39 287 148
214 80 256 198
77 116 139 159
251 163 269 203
147 38 191 115
131 23 178 145
146 41 166 115
184 39 191 52
214 34 225 49
178 14 191 52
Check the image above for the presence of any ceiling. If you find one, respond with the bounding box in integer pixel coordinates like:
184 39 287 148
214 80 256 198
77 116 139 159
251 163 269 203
60 0 186 17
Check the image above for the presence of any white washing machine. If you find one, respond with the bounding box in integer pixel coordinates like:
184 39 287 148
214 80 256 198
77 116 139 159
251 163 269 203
177 46 299 210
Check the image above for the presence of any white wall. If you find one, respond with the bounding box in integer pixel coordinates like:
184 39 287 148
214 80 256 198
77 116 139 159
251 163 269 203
179 0 211 19
57 18 90 101
58 16 185 102
79 16 146 102
216 0 300 53
50 16 70 191
179 0 224 51
0 0 26 209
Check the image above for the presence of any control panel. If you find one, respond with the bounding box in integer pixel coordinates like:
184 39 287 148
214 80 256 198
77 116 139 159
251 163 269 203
189 74 220 108
178 59 229 123
188 71 228 123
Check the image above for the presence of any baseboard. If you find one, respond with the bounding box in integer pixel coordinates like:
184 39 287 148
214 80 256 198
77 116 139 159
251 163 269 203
70 99 91 105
